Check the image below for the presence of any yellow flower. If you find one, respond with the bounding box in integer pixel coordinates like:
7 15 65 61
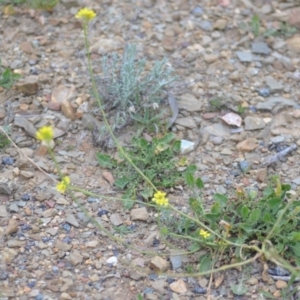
75 8 96 22
36 126 54 142
199 229 210 239
152 191 169 207
56 176 70 194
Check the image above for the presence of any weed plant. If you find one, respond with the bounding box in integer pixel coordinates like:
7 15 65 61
97 133 185 209
0 59 21 89
94 44 178 146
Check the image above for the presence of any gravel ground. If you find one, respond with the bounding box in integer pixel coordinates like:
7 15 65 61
1 0 300 299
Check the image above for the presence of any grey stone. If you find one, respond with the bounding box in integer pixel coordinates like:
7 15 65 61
257 97 297 112
292 177 300 185
0 205 8 218
175 117 197 129
110 213 123 226
10 60 24 69
14 117 37 137
251 42 271 55
7 240 26 248
236 51 253 62
69 251 83 266
82 114 102 130
244 116 266 130
0 182 12 195
191 6 203 16
177 94 203 112
8 203 19 213
265 76 283 93
199 20 212 31
270 136 285 143
202 123 231 137
169 250 183 270
65 214 79 227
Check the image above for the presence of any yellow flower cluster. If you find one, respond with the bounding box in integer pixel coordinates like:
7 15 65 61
56 176 70 194
75 8 96 22
36 126 54 143
199 229 210 239
152 191 169 207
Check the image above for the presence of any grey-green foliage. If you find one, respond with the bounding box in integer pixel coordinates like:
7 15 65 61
96 44 178 134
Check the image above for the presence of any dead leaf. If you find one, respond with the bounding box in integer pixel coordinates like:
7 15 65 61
102 171 115 186
221 112 242 127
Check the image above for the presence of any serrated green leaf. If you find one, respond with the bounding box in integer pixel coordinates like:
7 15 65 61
231 284 247 295
249 208 261 224
198 254 213 273
140 187 154 200
96 153 115 168
114 176 130 189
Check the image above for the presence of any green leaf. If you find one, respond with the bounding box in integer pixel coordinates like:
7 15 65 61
267 197 282 213
263 212 273 224
188 243 200 252
291 243 300 258
213 193 228 206
241 206 249 221
96 153 115 168
289 232 300 242
249 208 261 224
211 202 221 214
114 176 130 189
184 172 195 187
231 284 247 295
198 254 213 273
140 187 153 200
189 198 203 215
196 177 204 189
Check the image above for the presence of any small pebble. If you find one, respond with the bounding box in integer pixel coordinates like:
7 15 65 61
22 193 31 201
257 88 270 97
2 157 15 165
191 6 203 16
97 209 109 216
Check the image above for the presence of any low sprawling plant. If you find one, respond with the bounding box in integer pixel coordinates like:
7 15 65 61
97 132 186 209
